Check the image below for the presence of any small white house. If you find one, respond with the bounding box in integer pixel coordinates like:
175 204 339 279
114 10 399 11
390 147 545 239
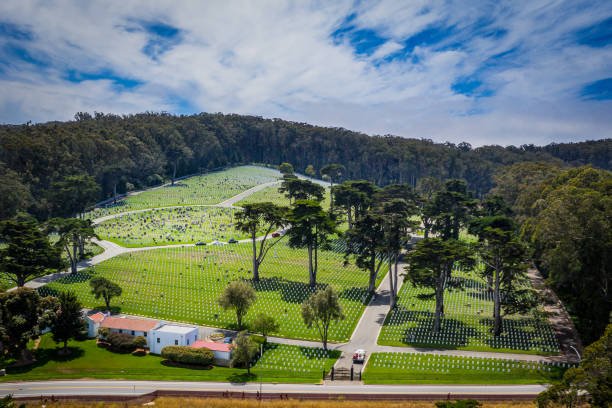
99 316 160 346
86 312 106 338
149 324 199 355
190 340 233 366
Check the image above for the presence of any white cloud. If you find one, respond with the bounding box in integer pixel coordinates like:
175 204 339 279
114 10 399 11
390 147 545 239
0 0 610 146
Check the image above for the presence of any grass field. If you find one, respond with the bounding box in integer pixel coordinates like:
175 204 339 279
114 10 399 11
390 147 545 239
38 241 384 342
86 166 281 219
2 334 336 383
363 352 569 384
236 184 332 210
95 207 265 247
25 399 540 408
378 233 559 354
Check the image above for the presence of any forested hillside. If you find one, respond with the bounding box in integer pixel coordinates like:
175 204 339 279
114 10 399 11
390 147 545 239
1 111 610 220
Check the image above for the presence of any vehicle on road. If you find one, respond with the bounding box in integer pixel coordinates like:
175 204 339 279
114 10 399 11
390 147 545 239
195 242 206 246
271 232 280 238
223 336 234 344
228 239 238 244
353 349 366 364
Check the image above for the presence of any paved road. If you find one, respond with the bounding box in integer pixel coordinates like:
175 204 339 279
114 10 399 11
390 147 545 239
0 380 547 398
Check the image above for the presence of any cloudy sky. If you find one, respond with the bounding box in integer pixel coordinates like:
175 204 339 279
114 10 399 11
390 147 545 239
0 0 610 146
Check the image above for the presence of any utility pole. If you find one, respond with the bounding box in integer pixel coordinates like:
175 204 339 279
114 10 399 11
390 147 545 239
259 343 263 399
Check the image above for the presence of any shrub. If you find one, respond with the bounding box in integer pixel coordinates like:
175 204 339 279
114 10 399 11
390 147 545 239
133 335 147 348
97 327 109 339
250 334 266 346
161 346 214 366
106 332 136 352
435 400 481 408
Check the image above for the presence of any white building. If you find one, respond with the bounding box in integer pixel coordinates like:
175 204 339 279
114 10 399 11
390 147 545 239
99 316 160 346
149 324 199 355
190 340 233 366
86 312 106 338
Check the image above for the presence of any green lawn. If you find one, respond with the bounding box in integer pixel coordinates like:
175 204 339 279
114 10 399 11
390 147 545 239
95 207 265 247
86 166 281 219
38 241 384 342
362 352 569 384
1 334 336 383
377 232 559 355
236 184 332 210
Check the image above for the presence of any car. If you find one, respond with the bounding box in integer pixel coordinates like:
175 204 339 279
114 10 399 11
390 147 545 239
223 336 234 344
228 239 238 244
195 242 206 246
353 349 366 364
271 232 280 238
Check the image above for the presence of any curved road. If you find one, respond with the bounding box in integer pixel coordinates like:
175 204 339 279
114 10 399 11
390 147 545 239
0 380 546 399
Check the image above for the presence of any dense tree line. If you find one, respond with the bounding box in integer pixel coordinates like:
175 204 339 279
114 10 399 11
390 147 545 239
1 111 610 220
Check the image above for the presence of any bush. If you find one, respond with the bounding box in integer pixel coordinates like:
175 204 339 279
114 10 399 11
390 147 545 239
435 400 481 408
161 346 214 366
106 332 136 352
97 327 109 339
250 334 266 346
133 335 147 348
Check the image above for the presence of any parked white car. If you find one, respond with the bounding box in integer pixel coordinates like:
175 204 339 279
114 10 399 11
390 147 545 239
353 349 366 364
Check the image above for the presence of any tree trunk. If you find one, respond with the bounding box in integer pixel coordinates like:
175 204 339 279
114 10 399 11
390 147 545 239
105 297 111 312
78 238 85 259
237 311 242 329
347 207 353 230
252 231 259 282
308 244 315 288
17 275 25 287
493 269 502 336
64 340 68 352
487 275 494 293
388 258 396 310
113 183 117 204
329 181 334 212
172 161 177 185
368 263 377 295
433 276 444 332
71 242 78 273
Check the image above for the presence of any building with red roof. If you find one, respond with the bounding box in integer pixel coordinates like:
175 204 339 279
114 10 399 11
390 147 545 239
191 340 233 365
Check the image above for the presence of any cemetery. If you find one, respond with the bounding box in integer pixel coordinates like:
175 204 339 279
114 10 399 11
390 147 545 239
38 241 382 342
363 352 571 384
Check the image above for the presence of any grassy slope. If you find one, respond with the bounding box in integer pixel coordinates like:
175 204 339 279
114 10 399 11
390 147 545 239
2 334 333 383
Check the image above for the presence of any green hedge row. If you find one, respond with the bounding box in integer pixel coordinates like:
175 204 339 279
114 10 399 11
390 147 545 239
161 345 214 366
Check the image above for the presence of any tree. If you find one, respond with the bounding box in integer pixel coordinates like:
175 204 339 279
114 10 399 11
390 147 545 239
404 238 475 332
235 202 286 282
89 276 122 312
48 174 101 218
50 291 84 353
537 323 611 408
429 179 476 241
333 180 378 229
231 330 258 374
47 218 97 273
304 164 316 177
0 162 32 220
522 166 612 344
165 131 194 185
0 216 61 287
217 280 257 329
320 164 345 211
0 394 26 408
279 177 324 204
344 212 386 295
301 286 344 350
416 177 444 201
279 162 294 176
377 198 418 309
251 313 279 337
0 288 50 361
285 200 337 287
469 215 532 336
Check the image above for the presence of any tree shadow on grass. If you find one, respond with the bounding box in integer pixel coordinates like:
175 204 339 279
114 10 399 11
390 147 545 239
249 277 327 304
385 308 480 350
227 372 256 384
6 346 85 375
337 286 370 304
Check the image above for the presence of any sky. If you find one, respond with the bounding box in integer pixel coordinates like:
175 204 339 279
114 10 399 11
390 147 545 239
0 1 611 146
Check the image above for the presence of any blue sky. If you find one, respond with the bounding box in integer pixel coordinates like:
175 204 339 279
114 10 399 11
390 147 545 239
0 0 610 146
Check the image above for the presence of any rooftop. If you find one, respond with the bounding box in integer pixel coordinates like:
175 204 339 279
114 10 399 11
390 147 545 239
190 340 232 352
155 324 198 334
87 312 105 323
100 316 159 332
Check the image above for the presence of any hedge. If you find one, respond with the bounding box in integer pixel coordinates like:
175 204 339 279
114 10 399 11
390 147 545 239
106 332 136 352
161 345 214 366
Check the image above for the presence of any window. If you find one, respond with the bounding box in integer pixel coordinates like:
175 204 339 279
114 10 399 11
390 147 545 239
174 339 178 345
157 338 160 343
187 339 189 345
118 329 122 333
131 330 135 336
144 332 147 337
